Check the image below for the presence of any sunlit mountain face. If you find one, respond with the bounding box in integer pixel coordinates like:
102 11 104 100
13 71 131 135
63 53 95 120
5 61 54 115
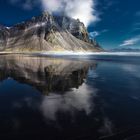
0 12 102 52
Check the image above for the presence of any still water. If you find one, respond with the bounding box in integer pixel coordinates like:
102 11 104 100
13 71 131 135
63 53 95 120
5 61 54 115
0 54 140 140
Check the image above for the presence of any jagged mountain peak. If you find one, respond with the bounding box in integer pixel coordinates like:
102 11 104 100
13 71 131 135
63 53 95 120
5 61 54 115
0 12 102 52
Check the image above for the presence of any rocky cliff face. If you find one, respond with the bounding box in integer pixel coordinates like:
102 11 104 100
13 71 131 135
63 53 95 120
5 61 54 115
0 12 102 52
0 25 9 49
54 15 89 42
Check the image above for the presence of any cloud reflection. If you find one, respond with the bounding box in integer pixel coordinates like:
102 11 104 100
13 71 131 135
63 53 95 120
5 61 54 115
40 83 97 121
122 64 140 78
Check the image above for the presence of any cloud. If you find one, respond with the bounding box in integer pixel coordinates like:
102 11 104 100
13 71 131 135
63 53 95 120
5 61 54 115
41 0 99 26
122 64 140 78
9 0 99 26
89 31 100 38
10 0 100 27
120 35 140 47
89 29 108 39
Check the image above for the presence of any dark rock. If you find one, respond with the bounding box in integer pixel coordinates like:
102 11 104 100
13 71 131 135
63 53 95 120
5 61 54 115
0 25 9 50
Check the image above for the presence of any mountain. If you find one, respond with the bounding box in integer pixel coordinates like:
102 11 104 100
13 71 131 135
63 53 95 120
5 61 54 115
0 12 103 52
110 48 140 52
0 25 9 47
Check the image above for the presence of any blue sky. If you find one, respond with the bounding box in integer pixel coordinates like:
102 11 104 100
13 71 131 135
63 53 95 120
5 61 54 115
0 0 140 49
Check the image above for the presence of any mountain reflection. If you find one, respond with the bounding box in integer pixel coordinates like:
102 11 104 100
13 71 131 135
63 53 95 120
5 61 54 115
0 55 140 139
0 54 97 94
0 55 100 129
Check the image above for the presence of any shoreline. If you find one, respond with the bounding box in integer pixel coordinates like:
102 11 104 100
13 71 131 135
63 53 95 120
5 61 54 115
0 51 140 56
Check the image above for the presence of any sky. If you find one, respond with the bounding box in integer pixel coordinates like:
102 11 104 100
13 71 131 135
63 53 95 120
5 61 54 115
0 0 140 49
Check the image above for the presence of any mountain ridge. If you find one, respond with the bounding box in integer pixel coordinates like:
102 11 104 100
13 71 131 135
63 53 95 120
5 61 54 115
0 12 103 53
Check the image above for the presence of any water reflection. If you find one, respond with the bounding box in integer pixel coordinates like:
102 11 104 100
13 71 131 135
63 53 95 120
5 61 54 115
40 83 97 121
1 55 140 139
0 55 97 94
0 54 98 121
0 55 101 139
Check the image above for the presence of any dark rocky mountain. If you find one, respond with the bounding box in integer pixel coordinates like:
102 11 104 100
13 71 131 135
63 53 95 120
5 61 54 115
0 25 9 47
0 12 102 52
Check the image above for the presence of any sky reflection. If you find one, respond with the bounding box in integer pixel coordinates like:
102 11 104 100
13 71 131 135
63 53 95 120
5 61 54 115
40 83 97 121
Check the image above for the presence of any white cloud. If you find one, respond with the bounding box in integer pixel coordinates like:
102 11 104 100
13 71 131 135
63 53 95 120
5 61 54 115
41 0 99 27
89 31 100 38
89 29 108 39
120 35 140 47
9 0 100 26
